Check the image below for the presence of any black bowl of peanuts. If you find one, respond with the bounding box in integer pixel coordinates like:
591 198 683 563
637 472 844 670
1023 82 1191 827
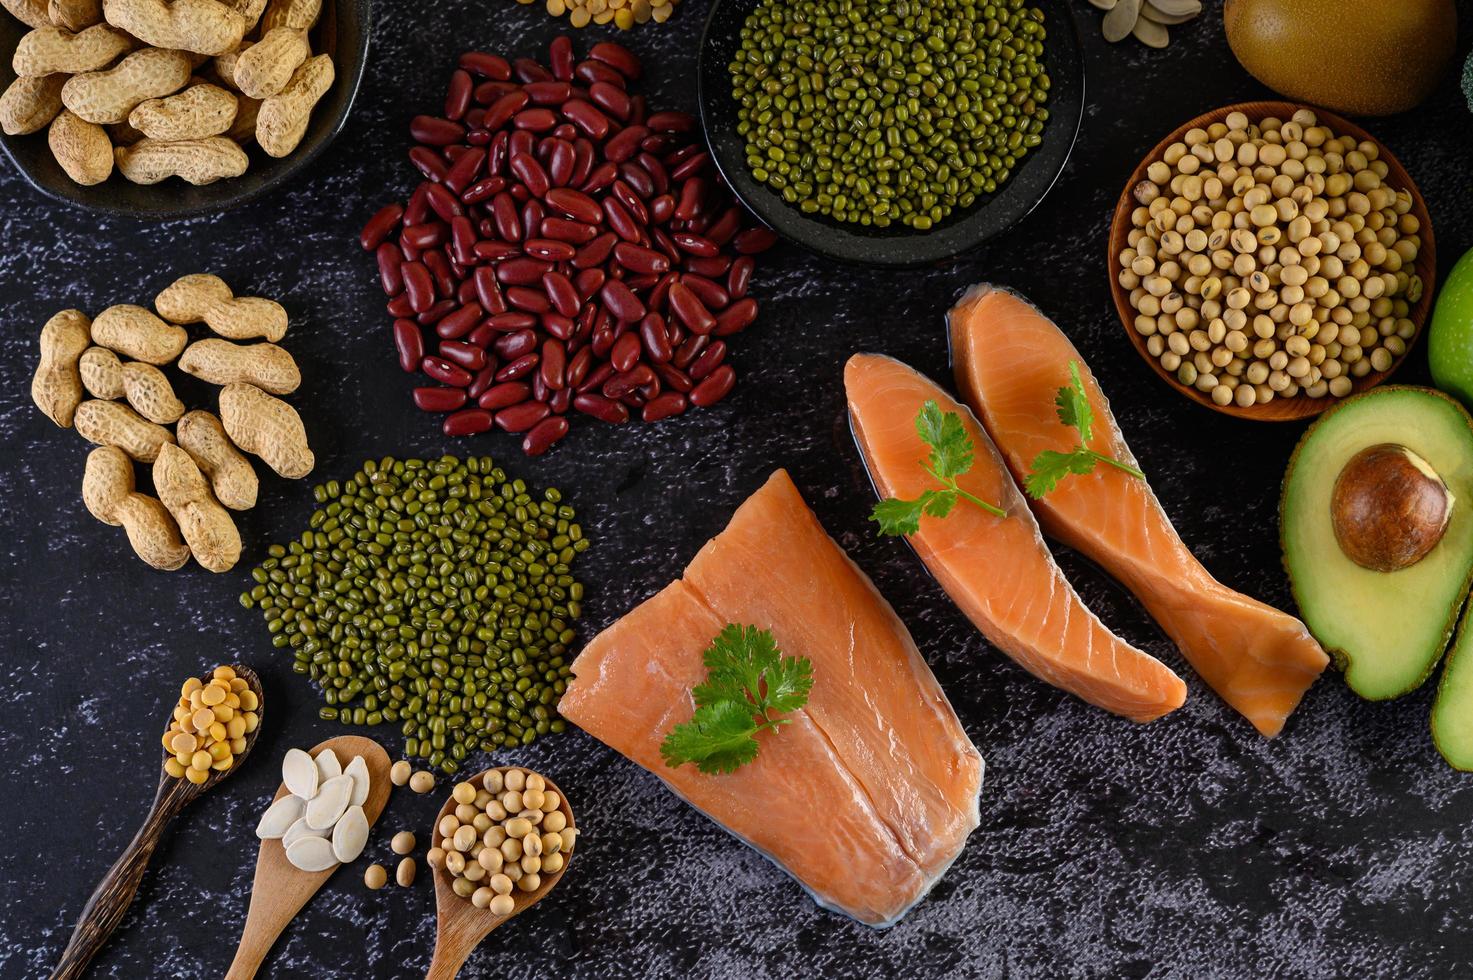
1108 102 1435 422
0 0 370 218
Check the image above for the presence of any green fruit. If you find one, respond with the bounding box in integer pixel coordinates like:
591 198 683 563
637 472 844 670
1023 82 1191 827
1224 0 1456 117
1429 247 1473 410
1281 387 1473 699
1432 604 1473 769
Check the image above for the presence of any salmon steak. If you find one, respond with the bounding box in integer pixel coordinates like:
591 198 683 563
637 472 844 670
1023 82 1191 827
949 284 1329 737
559 469 983 927
846 353 1187 723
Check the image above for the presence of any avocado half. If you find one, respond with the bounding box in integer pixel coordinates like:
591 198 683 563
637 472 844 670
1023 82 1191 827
1433 604 1473 769
1280 387 1473 700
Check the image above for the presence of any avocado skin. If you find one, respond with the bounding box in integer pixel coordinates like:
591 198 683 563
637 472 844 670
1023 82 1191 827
1225 0 1457 116
1279 386 1473 699
1432 599 1473 770
1429 248 1473 412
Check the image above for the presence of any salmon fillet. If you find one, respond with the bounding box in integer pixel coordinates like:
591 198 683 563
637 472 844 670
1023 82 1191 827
560 470 982 926
846 353 1187 723
949 284 1329 737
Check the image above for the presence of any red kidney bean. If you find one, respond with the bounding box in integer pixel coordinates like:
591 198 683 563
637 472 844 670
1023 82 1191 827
637 313 672 363
404 182 432 225
412 115 465 146
602 198 641 243
496 400 550 432
443 408 493 436
573 233 617 268
674 178 706 221
484 91 529 132
681 274 729 310
571 271 603 303
672 333 708 369
443 147 486 194
647 111 696 133
496 353 540 382
609 332 641 373
580 161 618 195
506 286 551 314
473 240 520 264
600 278 645 323
403 221 447 250
648 194 675 224
544 187 601 224
613 242 668 275
561 100 610 140
687 340 727 381
472 267 507 315
565 346 594 388
490 192 521 241
714 297 759 336
438 340 487 371
590 318 615 358
461 51 511 79
522 416 568 455
445 69 473 120
414 386 467 412
479 381 531 410
494 331 538 361
509 130 535 160
489 312 537 333
570 138 595 186
605 125 648 164
672 232 718 257
618 161 655 198
393 319 424 372
513 108 558 133
573 392 628 424
449 216 477 265
549 35 574 80
387 295 415 317
377 243 404 295
574 59 625 89
417 298 458 326
521 199 546 240
496 258 550 285
543 271 580 317
461 176 506 205
689 364 736 407
402 261 434 313
542 312 575 340
540 338 567 389
603 364 655 399
589 41 640 79
474 80 518 105
361 203 404 250
514 57 552 83
546 140 575 186
435 302 483 339
642 391 687 423
409 146 449 181
423 250 455 296
653 361 693 393
669 151 710 183
588 81 631 121
524 81 572 105
468 362 498 399
524 238 575 262
611 181 648 223
577 362 616 395
667 281 715 334
705 207 742 247
510 153 551 198
635 152 669 194
468 321 497 348
640 133 679 155
422 356 473 387
734 228 778 254
726 256 755 299
683 255 730 279
541 217 600 245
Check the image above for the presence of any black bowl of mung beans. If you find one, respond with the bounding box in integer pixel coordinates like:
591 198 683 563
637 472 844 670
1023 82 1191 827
698 0 1085 266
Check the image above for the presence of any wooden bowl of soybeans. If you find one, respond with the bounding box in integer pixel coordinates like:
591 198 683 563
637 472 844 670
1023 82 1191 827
1107 101 1435 422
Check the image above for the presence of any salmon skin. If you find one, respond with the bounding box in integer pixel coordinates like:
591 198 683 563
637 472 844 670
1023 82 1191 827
559 470 983 927
949 284 1329 737
846 353 1187 723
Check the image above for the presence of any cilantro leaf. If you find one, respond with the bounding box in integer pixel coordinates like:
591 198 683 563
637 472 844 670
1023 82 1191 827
1055 361 1094 443
1025 361 1146 498
871 495 929 537
915 399 973 481
663 625 815 775
1024 449 1099 499
922 490 957 520
660 700 760 775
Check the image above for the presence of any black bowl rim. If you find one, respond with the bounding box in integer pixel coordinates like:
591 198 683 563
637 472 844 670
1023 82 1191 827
0 0 372 221
696 0 1085 267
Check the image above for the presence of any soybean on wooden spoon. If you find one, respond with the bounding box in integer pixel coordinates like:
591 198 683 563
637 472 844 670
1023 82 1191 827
425 767 577 979
51 664 265 980
225 735 392 980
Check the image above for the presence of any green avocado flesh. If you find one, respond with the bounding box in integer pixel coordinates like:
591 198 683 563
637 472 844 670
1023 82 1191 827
1281 387 1473 699
1433 603 1473 769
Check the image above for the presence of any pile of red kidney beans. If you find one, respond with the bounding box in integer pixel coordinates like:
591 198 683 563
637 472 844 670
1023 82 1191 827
361 37 775 456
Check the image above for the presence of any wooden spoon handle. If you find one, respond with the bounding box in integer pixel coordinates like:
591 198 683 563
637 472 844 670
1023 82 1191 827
425 939 475 980
50 781 187 980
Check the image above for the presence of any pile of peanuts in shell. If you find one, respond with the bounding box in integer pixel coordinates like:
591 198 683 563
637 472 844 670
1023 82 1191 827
29 274 314 572
0 0 334 186
362 36 774 457
427 767 576 915
162 665 261 784
1119 107 1425 408
517 0 680 31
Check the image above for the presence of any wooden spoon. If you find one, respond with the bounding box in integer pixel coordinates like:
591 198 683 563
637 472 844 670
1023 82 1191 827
425 767 577 979
225 734 392 980
50 665 265 980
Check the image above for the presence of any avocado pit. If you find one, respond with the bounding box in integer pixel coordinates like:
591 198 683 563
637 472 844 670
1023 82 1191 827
1330 443 1454 572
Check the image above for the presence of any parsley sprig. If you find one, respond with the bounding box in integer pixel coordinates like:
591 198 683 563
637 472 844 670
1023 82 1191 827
660 625 814 775
870 400 1007 537
1024 362 1145 498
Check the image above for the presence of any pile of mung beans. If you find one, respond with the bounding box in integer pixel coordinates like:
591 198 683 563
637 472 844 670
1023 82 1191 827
362 37 772 457
730 0 1050 230
239 455 586 773
1119 108 1424 407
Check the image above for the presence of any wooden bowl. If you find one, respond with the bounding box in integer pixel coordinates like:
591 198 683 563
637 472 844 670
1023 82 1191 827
1107 101 1436 422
